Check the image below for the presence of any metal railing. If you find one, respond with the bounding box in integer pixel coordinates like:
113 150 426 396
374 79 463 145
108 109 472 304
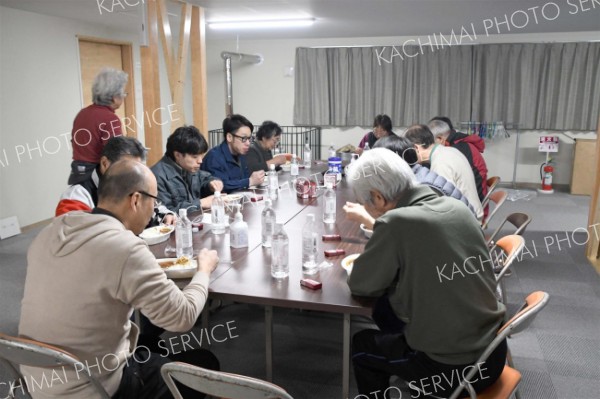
208 126 321 159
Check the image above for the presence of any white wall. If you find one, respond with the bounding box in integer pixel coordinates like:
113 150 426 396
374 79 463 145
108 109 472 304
204 31 598 186
0 6 144 227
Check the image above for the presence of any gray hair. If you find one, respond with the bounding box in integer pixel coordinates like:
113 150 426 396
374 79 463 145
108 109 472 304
428 120 451 139
347 148 418 205
92 68 128 106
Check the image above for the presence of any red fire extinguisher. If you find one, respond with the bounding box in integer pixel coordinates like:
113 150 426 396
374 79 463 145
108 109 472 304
540 161 554 192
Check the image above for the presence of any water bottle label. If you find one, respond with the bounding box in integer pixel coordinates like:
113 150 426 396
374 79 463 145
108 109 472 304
302 234 318 260
232 231 248 247
264 221 274 234
326 199 336 214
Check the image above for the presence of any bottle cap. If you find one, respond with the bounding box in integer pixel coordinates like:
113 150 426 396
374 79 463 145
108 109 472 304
307 213 315 222
269 163 275 170
179 208 187 217
214 191 221 197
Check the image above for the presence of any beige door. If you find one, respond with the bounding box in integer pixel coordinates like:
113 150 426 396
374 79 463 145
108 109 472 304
78 38 136 137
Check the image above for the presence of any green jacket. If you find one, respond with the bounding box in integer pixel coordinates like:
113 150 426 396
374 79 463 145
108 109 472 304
349 185 505 365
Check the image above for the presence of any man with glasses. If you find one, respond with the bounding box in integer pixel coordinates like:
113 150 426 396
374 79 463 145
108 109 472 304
56 136 175 226
151 125 223 214
246 120 292 173
20 159 220 398
201 114 265 192
356 114 397 155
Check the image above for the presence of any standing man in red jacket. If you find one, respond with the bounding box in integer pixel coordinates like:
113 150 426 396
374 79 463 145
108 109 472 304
429 117 489 216
68 68 128 185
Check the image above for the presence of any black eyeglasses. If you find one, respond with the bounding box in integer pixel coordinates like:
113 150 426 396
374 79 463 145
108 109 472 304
231 133 254 143
130 191 162 208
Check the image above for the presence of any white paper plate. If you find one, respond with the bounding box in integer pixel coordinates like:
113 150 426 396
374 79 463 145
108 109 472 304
140 225 174 245
341 253 360 275
360 224 373 239
157 258 197 279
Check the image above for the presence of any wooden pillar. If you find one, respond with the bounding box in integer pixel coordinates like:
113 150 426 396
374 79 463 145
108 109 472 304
140 0 162 166
170 3 192 129
191 6 208 139
121 45 137 139
141 0 208 161
586 114 600 271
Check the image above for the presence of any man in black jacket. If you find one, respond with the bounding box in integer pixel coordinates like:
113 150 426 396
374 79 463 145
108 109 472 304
151 126 223 214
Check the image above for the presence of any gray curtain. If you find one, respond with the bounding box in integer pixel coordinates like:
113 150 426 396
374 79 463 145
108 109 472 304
472 42 600 130
294 46 473 127
295 43 600 130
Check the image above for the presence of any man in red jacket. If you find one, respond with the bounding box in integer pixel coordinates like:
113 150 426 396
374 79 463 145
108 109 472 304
68 68 128 185
429 117 488 216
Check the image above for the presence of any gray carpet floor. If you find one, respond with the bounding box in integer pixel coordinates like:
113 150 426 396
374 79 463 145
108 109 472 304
1 191 599 398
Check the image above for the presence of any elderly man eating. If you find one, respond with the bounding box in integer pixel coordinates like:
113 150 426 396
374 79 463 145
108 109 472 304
345 149 506 398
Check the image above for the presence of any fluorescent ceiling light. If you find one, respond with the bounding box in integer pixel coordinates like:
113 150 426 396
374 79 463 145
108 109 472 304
208 18 315 30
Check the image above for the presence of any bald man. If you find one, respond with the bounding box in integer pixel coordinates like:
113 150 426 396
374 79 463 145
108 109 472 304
19 160 219 399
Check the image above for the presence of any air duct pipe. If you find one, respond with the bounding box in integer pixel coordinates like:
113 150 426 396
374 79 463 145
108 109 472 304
221 51 263 116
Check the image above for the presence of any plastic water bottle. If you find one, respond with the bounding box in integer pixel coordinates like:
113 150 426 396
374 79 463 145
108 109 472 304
328 143 336 159
273 145 281 156
268 163 278 200
344 153 359 177
230 205 248 248
211 191 226 234
175 208 193 258
261 198 276 247
290 153 299 177
363 142 371 152
302 214 319 275
323 182 336 224
271 223 289 279
303 138 312 169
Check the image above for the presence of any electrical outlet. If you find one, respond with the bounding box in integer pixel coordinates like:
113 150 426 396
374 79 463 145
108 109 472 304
0 216 21 239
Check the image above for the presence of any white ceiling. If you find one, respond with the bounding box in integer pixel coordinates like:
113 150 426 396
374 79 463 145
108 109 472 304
1 0 599 41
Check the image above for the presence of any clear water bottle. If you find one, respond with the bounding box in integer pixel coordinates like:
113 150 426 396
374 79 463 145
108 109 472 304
323 182 336 223
261 198 276 247
290 153 299 177
344 153 360 177
268 163 278 200
273 145 281 156
363 142 371 152
302 214 319 275
328 143 336 159
230 204 248 248
175 208 193 258
303 138 312 169
211 191 226 234
271 223 289 278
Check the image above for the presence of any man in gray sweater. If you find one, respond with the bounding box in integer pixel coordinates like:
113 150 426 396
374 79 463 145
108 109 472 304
19 160 219 398
345 149 506 398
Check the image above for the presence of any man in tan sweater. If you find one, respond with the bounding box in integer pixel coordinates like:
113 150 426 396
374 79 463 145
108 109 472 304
19 160 219 398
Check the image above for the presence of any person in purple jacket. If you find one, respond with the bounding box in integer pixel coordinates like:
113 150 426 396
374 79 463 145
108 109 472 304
356 114 396 154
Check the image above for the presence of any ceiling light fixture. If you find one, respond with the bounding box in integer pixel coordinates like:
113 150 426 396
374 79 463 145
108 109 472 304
208 18 315 30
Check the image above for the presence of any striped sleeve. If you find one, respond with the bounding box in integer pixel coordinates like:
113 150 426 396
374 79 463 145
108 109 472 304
55 185 94 216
